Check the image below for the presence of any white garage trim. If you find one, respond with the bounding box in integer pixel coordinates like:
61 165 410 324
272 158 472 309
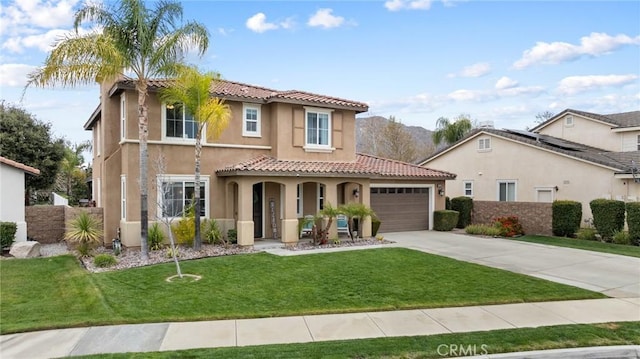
370 183 435 230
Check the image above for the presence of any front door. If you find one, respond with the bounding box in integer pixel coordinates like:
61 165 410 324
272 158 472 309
253 183 263 238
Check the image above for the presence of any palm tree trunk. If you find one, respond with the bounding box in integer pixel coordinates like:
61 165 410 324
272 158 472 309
193 129 203 250
137 82 149 261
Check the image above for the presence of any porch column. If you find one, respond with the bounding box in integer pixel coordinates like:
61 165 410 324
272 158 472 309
236 179 254 246
361 182 372 237
281 182 299 245
325 182 338 239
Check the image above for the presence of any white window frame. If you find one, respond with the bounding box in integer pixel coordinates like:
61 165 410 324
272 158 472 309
478 137 491 152
242 103 261 137
565 115 574 127
161 102 199 143
535 186 555 203
296 184 303 217
120 93 126 141
304 107 333 151
463 181 473 197
497 180 517 202
317 183 325 211
121 175 126 220
156 175 210 219
95 121 101 157
95 177 101 207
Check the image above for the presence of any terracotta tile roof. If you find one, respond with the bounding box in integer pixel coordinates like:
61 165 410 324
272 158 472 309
0 156 40 175
217 153 456 180
113 78 368 112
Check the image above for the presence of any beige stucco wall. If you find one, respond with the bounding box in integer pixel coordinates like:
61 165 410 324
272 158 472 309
538 114 620 152
425 133 638 221
621 131 640 152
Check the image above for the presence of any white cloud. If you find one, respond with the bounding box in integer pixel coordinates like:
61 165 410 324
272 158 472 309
0 63 37 87
385 0 433 11
447 89 489 102
448 62 491 78
557 74 638 95
246 13 278 33
495 76 518 90
0 0 80 37
307 8 344 29
246 13 296 33
513 32 640 69
2 28 70 53
497 85 545 97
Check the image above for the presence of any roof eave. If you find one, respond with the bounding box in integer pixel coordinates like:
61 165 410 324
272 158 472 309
83 105 101 130
267 98 368 113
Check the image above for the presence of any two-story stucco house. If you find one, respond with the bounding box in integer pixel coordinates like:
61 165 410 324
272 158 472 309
85 78 456 247
420 109 639 221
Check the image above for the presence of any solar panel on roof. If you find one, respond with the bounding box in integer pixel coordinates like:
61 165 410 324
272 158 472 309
537 136 585 151
504 129 540 140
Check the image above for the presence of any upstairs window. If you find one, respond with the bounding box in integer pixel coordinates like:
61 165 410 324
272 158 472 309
164 103 197 140
305 108 332 149
120 93 126 141
637 134 640 150
478 137 491 151
243 104 261 137
564 115 574 127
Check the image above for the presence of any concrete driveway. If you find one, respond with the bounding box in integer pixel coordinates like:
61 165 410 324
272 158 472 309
384 231 640 298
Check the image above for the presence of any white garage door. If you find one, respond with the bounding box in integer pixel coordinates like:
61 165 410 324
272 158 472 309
370 187 430 232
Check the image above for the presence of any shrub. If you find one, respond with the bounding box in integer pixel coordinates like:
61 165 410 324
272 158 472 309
0 221 17 249
433 210 459 231
371 217 381 237
445 196 451 210
202 219 223 245
172 216 195 246
93 254 117 268
576 227 597 241
148 223 165 250
450 196 473 228
64 211 103 256
552 200 582 237
494 216 524 237
627 202 640 245
612 230 631 245
227 229 237 244
465 224 502 236
590 199 625 242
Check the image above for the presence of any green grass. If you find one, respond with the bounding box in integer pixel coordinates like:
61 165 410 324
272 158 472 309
512 235 640 258
72 322 640 359
0 248 605 334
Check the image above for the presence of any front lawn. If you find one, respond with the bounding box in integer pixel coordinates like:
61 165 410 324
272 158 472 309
0 248 605 334
512 235 640 258
68 322 640 359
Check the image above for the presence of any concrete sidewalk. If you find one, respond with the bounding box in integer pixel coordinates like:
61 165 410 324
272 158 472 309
1 297 639 358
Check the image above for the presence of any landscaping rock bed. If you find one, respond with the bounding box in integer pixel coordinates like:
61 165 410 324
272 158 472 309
285 237 394 251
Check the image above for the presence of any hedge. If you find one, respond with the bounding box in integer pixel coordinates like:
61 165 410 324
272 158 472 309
0 221 17 249
627 202 640 246
552 200 582 237
589 199 625 241
450 196 473 228
433 210 459 231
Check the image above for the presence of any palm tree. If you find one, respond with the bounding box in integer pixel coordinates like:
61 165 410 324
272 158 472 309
158 65 231 249
26 0 209 260
432 115 474 147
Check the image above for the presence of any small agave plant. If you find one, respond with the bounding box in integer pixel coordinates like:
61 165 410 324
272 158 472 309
64 211 103 257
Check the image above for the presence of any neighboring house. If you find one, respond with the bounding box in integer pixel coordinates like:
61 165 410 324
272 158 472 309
420 109 640 221
0 156 40 243
85 78 456 247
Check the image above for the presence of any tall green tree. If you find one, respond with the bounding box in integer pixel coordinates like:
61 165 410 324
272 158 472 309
55 141 91 205
432 114 474 147
159 66 231 249
26 0 209 260
0 102 65 203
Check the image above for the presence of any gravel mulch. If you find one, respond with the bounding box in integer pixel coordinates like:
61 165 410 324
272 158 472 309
286 238 393 251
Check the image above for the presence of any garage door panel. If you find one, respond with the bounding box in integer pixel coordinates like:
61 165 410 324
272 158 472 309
371 188 429 233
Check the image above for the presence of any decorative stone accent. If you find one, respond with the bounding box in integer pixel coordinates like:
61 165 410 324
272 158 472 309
9 241 41 258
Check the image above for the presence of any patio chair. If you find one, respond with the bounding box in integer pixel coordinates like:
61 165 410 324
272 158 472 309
336 214 350 237
300 215 315 237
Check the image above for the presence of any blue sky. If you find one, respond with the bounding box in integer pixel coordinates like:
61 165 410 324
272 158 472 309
1 0 638 147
